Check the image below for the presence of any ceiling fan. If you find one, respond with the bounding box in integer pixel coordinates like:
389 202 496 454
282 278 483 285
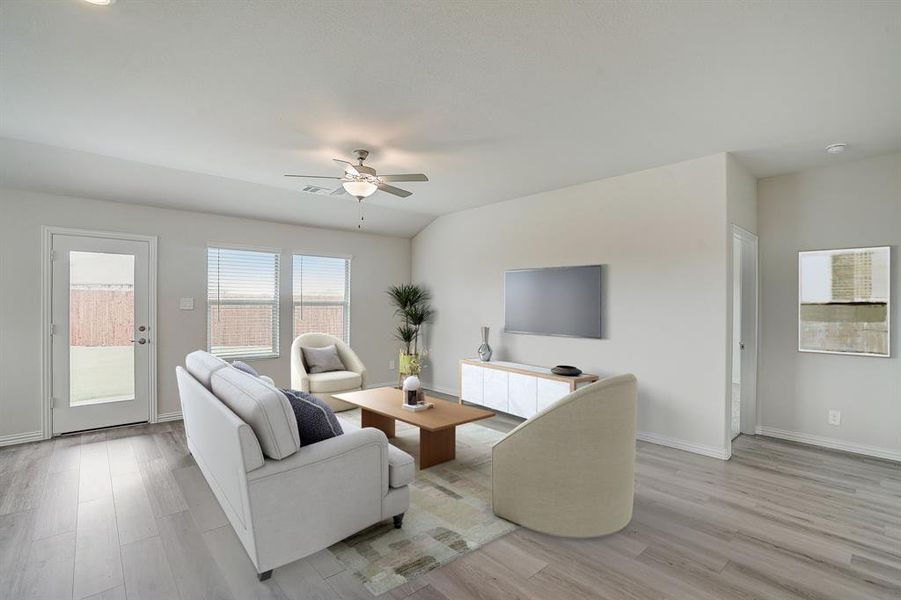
285 149 428 201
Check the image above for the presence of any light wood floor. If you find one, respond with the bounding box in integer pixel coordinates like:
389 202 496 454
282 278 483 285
1 418 899 600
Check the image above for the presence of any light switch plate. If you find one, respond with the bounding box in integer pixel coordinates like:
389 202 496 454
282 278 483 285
179 297 195 310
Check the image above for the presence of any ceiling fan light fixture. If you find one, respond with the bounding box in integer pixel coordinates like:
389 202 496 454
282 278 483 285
342 180 378 199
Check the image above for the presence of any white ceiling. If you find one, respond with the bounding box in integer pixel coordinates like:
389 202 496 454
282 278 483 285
2 0 900 237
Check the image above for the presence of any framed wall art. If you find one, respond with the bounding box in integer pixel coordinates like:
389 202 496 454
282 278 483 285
799 246 890 357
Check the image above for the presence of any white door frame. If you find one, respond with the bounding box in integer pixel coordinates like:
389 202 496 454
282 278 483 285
728 225 759 449
41 226 158 439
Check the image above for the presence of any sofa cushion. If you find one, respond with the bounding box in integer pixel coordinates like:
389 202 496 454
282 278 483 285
281 389 344 446
387 444 415 488
302 344 347 374
211 367 300 460
308 370 362 393
185 350 229 390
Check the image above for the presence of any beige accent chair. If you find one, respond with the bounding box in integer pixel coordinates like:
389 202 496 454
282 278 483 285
491 374 637 538
291 333 366 412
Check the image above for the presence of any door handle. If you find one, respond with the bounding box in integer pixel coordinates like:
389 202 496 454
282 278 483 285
130 337 148 345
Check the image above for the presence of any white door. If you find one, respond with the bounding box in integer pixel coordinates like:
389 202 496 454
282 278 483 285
731 237 742 439
51 232 154 434
731 226 758 438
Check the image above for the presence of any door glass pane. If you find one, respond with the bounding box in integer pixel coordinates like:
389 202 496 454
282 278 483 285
69 251 135 406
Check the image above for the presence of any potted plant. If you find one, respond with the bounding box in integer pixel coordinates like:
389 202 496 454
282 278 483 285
387 284 433 382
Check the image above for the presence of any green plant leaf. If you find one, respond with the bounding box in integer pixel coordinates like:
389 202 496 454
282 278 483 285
386 284 431 314
388 284 432 355
395 324 417 343
404 304 433 326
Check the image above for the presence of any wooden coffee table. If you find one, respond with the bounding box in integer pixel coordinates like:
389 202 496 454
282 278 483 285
332 387 495 469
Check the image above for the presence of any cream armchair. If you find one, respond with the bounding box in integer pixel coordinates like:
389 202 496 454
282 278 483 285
491 374 637 538
291 333 367 411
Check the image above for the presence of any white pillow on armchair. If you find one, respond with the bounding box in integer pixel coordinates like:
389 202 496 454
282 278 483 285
301 344 347 373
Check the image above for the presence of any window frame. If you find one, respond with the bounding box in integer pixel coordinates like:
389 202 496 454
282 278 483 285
292 251 352 345
207 243 282 361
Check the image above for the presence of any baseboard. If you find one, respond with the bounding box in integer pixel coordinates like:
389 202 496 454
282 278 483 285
368 381 455 393
637 431 731 460
365 381 398 390
425 384 457 397
0 430 45 447
156 411 183 423
413 384 732 461
418 388 732 461
755 426 901 463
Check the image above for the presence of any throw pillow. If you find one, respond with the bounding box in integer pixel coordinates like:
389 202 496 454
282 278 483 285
301 345 346 374
231 361 260 377
281 389 344 446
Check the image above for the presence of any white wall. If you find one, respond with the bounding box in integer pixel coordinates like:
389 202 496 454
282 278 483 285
726 154 758 235
0 189 410 441
413 154 734 457
758 153 901 460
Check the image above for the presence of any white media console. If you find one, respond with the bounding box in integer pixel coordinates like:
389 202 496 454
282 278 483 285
458 359 599 419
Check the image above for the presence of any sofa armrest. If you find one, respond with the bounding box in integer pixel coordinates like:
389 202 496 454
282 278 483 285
340 348 366 378
246 428 389 495
258 375 275 386
244 427 393 572
290 338 311 392
338 346 366 388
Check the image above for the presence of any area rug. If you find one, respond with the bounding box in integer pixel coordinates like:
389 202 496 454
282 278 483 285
330 409 517 595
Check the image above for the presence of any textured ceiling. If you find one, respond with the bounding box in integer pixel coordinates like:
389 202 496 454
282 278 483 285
2 1 900 236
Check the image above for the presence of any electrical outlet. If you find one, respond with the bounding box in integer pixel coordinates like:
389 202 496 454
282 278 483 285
389 360 395 370
828 410 841 426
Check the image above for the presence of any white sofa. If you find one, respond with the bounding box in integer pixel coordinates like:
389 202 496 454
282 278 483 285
291 333 367 412
176 350 413 580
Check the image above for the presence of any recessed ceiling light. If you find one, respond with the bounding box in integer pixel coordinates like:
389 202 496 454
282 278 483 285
825 143 848 154
83 0 116 5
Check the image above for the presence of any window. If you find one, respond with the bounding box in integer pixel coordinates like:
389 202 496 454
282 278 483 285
208 247 280 359
293 254 350 343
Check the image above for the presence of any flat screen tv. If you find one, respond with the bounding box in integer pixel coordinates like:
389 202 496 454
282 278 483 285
504 265 602 338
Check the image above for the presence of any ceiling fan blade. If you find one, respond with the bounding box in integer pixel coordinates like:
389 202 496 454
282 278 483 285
378 182 413 198
378 173 429 182
333 158 360 177
329 186 347 196
284 174 342 179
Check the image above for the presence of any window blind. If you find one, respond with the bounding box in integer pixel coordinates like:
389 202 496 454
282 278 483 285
208 247 280 359
293 254 350 343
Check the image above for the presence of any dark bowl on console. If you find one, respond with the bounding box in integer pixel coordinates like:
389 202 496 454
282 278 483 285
551 365 582 377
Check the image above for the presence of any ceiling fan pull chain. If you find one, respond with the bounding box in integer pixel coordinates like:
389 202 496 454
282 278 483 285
358 199 365 229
